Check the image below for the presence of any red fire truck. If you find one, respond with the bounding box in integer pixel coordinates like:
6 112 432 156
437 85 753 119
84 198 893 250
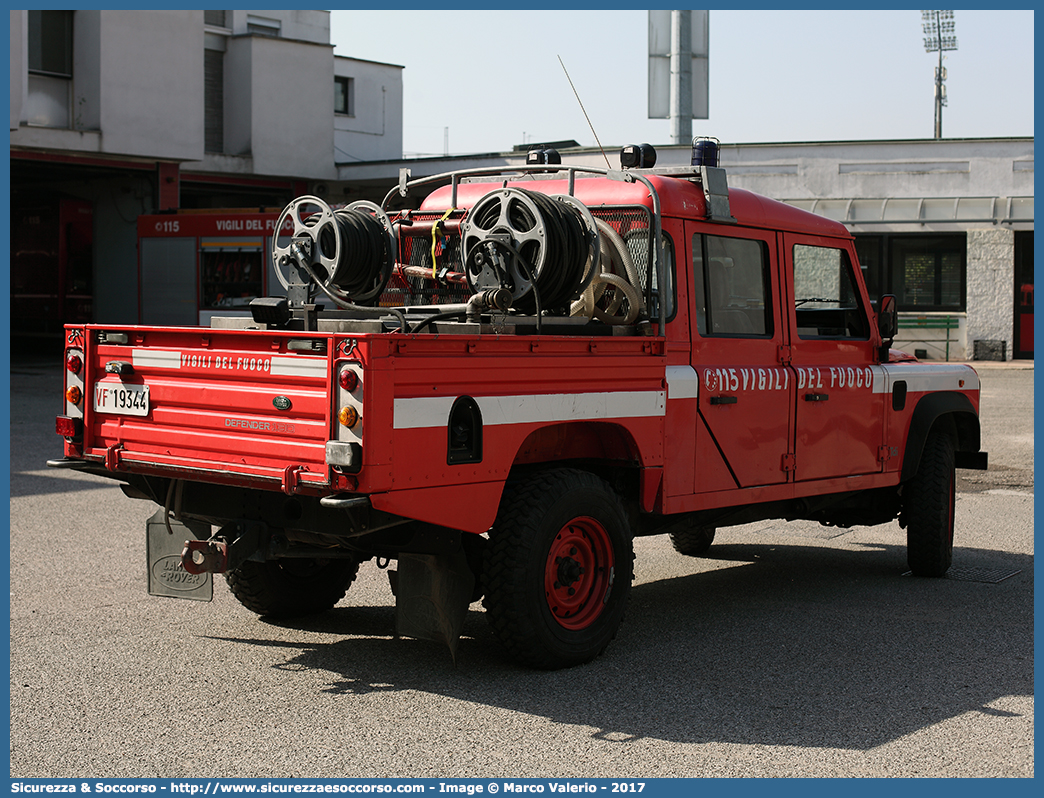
50 141 987 669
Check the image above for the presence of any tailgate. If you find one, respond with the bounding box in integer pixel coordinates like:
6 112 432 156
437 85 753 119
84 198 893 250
81 327 333 490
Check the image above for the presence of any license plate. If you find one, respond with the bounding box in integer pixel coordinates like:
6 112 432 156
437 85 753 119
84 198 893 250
93 382 150 416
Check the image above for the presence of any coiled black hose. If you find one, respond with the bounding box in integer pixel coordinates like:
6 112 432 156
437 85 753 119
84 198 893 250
466 188 589 314
329 208 393 305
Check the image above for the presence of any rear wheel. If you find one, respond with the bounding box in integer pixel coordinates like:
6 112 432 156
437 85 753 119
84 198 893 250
669 522 716 556
902 427 956 577
225 557 360 618
483 468 633 669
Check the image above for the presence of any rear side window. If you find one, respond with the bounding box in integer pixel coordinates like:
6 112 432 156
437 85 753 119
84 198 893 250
635 232 675 321
793 244 869 339
692 234 772 337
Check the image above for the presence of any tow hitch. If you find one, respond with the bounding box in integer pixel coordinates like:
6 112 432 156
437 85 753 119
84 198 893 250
181 539 229 574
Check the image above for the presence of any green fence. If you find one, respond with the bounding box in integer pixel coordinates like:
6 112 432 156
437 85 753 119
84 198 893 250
897 315 959 361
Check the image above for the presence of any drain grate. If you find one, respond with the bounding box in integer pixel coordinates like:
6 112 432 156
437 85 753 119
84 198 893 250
903 566 1022 583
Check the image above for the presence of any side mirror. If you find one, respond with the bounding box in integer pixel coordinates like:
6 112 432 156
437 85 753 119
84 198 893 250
877 294 897 344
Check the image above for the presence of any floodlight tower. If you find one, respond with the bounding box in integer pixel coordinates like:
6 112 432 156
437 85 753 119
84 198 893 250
922 10 957 139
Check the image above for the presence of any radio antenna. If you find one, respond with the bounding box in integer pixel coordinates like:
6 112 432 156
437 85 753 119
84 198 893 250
557 55 611 168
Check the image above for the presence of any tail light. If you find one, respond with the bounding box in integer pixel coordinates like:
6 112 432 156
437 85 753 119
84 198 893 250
336 363 363 436
338 405 359 429
338 366 359 392
63 347 85 419
56 416 83 438
60 343 86 451
331 361 363 472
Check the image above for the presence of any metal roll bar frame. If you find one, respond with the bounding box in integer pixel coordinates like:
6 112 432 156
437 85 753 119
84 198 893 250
384 164 667 335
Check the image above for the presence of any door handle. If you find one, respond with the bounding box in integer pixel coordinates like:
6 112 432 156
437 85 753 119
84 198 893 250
804 393 829 402
710 395 738 405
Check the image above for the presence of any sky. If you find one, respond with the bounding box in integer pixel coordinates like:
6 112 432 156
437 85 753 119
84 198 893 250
329 9 1034 159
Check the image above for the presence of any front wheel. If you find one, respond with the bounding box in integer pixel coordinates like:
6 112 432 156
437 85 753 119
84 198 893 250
902 427 956 577
225 556 360 618
482 469 634 669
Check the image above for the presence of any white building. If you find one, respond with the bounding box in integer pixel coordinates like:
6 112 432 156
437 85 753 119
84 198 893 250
711 138 1033 362
9 9 402 333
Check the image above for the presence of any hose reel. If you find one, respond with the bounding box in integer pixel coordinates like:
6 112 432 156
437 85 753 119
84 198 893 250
460 188 599 313
272 196 395 306
269 187 645 329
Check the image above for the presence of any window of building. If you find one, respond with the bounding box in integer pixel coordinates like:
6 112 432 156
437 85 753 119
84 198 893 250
793 244 868 339
246 15 281 37
853 236 881 303
335 76 354 116
204 10 228 28
26 10 73 128
28 10 73 77
854 233 966 312
692 234 771 337
204 48 224 153
891 236 964 310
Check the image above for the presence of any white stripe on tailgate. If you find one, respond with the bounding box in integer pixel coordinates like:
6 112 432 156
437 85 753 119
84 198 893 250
270 355 327 379
132 349 181 369
394 390 666 430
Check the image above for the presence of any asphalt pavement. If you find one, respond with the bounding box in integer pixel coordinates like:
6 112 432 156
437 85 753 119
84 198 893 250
8 356 1033 778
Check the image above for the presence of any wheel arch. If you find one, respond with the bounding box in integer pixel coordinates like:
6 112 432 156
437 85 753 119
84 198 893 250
509 420 644 504
900 392 980 483
511 420 642 466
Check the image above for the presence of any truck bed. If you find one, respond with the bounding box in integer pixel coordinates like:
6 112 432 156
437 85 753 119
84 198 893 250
64 323 668 533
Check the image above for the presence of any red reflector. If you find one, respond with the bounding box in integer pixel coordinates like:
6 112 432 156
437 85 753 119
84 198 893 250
55 416 83 437
66 353 83 374
338 367 359 392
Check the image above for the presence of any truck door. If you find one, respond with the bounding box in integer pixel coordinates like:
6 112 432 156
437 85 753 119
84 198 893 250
784 234 885 481
687 225 793 490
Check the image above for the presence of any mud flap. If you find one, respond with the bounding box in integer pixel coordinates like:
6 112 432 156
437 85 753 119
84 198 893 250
146 508 213 601
394 549 475 661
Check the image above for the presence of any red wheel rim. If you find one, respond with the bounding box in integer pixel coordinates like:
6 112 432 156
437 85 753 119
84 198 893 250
544 516 615 630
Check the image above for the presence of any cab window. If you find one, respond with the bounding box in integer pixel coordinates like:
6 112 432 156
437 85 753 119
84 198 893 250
793 244 869 339
692 233 771 337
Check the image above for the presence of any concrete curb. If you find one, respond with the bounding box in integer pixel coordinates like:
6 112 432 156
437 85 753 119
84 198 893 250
953 360 1034 370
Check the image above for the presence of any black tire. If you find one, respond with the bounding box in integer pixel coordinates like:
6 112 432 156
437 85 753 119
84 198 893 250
902 427 956 577
482 468 634 669
669 522 716 556
225 557 360 618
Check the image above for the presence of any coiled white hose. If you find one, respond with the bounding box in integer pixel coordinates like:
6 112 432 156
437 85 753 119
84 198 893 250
570 218 645 325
